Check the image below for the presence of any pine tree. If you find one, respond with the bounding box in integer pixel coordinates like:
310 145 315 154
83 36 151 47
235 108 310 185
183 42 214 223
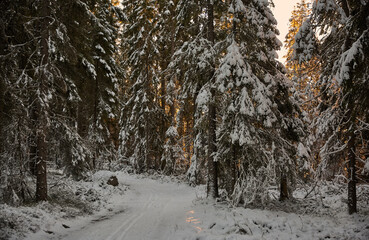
86 0 123 170
0 0 33 203
294 0 369 214
285 0 320 113
156 0 184 174
119 0 163 172
45 0 123 178
284 0 319 181
215 0 304 204
166 0 208 182
206 0 219 199
0 0 123 202
169 0 230 184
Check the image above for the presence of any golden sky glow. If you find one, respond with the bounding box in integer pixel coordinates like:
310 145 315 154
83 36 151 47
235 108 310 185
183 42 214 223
272 0 301 63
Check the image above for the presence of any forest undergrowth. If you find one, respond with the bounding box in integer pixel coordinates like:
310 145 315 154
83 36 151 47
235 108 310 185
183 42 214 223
1 167 368 240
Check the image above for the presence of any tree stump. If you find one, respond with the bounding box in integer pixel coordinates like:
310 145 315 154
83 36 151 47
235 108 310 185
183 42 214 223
107 176 119 186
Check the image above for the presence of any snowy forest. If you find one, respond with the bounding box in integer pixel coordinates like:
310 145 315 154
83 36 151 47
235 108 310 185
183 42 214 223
1 0 369 239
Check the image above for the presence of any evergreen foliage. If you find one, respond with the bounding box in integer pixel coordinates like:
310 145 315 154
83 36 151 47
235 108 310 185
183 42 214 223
1 0 367 216
119 0 164 172
0 0 123 203
293 0 369 214
215 0 304 205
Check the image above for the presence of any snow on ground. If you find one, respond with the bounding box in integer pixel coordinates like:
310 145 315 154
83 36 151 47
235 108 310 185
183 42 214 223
36 173 198 240
1 171 369 240
0 170 129 240
189 198 369 240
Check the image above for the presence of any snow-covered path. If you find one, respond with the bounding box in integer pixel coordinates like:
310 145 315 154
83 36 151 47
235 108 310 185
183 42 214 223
56 175 198 240
23 172 369 240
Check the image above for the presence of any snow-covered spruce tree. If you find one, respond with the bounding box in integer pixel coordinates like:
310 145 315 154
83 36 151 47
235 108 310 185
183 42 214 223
85 0 123 170
47 0 103 179
0 0 123 202
285 0 320 113
284 0 319 180
22 0 51 201
164 0 206 181
294 0 369 214
0 0 66 201
205 0 219 199
119 0 163 172
215 0 304 205
42 0 123 179
156 0 186 174
46 0 93 179
1 0 60 200
0 0 35 204
168 0 228 187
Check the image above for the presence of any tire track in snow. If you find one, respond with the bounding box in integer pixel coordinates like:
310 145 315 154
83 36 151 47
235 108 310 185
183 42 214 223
105 191 154 240
53 175 197 240
118 189 158 240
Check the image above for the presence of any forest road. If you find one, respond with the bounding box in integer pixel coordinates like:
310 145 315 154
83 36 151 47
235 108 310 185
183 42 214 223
57 174 199 240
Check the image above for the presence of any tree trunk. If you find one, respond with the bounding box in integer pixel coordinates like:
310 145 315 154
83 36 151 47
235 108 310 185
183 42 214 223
225 145 237 197
223 6 240 199
279 174 289 201
347 130 357 214
36 0 50 201
160 74 166 170
144 63 152 171
341 0 350 17
162 13 177 173
206 0 218 199
92 61 99 170
207 89 218 198
35 115 47 201
29 104 37 175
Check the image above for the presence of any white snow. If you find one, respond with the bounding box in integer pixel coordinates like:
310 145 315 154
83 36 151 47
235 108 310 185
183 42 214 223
166 126 178 137
335 30 366 85
82 58 97 79
2 171 368 240
95 44 106 54
25 172 197 240
365 158 369 173
196 87 210 108
229 0 246 14
297 142 309 158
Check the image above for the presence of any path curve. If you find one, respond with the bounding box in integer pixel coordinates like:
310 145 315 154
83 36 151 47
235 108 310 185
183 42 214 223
58 175 198 240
